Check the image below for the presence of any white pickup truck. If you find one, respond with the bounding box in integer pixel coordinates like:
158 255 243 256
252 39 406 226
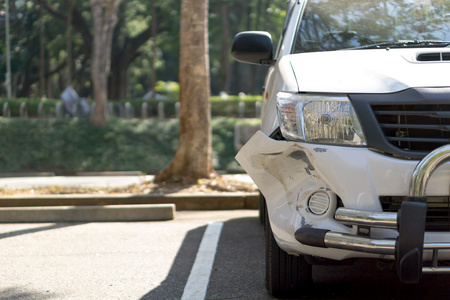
232 0 450 297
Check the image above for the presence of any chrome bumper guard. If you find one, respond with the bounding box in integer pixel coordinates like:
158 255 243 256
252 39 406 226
295 145 450 283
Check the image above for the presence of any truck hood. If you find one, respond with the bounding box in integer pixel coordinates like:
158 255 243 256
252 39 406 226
285 48 450 94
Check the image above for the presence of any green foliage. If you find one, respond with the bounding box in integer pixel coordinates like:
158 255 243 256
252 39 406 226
154 81 180 99
0 117 260 174
123 0 181 99
0 0 287 98
211 117 260 172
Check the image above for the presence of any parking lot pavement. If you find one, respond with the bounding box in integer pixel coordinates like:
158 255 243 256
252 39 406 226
0 210 269 300
3 209 449 300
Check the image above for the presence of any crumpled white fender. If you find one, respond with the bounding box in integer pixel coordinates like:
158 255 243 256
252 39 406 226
236 131 355 258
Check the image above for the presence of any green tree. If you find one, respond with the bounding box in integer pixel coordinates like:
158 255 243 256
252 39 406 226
109 0 180 99
0 0 286 99
35 0 179 100
0 1 68 97
210 0 286 94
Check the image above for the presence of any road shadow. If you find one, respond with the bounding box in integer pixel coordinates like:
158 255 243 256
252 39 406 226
139 213 450 300
307 260 450 300
0 222 87 240
207 216 270 300
0 287 57 300
140 225 207 300
140 215 269 300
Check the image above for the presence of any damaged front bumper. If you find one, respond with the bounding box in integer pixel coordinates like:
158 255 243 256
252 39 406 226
236 131 450 283
296 202 450 283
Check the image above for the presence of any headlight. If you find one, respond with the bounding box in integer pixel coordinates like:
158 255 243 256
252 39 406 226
276 92 366 146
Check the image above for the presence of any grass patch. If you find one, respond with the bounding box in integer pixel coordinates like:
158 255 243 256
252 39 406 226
0 117 260 174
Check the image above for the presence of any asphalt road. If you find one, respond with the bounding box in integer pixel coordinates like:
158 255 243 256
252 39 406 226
1 210 450 300
0 210 267 300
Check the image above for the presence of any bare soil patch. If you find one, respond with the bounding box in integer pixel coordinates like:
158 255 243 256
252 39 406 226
0 176 258 196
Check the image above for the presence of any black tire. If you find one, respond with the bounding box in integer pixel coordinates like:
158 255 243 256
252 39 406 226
265 201 312 298
259 192 266 225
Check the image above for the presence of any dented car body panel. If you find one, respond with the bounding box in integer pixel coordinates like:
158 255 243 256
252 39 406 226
236 131 450 261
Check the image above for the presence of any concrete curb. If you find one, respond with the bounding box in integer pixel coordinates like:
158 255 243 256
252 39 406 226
0 193 259 210
0 193 259 222
0 172 56 178
0 204 176 223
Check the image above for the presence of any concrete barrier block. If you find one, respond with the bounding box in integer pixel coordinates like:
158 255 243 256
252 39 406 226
0 204 175 223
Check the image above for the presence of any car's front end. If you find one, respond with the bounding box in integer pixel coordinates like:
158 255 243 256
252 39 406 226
232 0 450 293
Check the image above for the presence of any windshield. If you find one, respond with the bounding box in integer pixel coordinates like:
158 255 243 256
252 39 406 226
294 0 450 53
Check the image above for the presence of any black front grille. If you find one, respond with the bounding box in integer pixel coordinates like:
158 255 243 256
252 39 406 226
380 196 450 231
371 104 450 152
350 88 450 159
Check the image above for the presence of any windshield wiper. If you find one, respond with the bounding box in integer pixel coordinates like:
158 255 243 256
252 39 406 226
349 40 450 50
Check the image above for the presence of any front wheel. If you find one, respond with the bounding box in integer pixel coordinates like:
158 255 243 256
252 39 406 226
259 192 266 224
265 202 312 298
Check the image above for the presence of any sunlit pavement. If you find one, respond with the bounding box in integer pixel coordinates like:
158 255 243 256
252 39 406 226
2 210 450 300
0 210 268 300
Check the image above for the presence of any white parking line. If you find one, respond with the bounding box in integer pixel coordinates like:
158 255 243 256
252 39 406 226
181 221 224 300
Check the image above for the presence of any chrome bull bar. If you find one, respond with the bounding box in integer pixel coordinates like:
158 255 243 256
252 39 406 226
295 144 450 283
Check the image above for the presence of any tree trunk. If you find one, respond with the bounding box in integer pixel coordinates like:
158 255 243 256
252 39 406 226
90 0 120 127
155 0 213 183
109 59 129 100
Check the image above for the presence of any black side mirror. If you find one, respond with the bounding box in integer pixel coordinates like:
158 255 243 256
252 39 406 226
231 31 275 66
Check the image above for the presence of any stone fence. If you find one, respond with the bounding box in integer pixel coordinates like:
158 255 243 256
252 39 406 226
1 101 262 120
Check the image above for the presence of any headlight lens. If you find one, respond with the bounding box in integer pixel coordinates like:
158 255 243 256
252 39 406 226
276 92 366 146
